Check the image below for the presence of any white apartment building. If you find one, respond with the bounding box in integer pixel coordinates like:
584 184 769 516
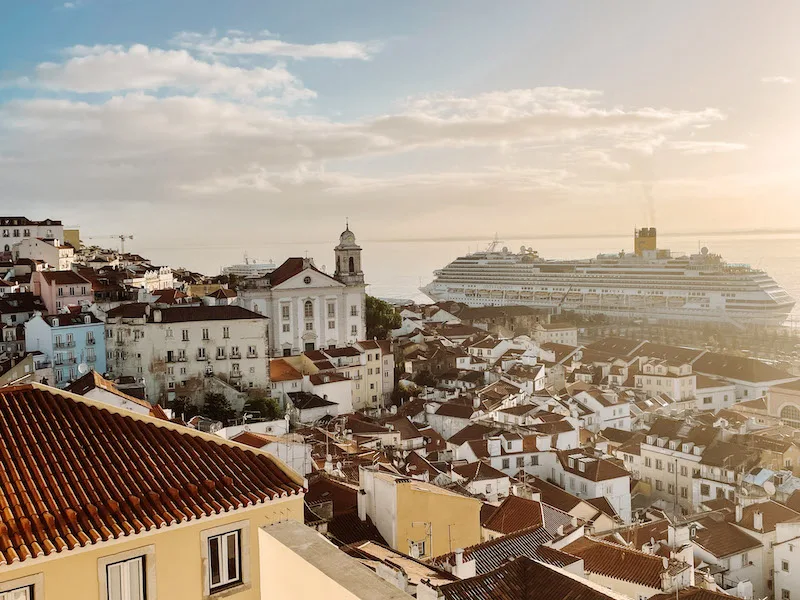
0 216 63 254
695 374 737 411
634 359 696 400
13 237 74 270
555 451 632 523
104 303 269 405
773 522 800 600
238 227 366 356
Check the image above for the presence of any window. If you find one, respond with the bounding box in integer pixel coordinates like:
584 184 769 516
700 484 711 496
668 483 675 494
328 320 335 329
350 305 358 317
680 465 688 477
327 303 335 318
502 458 510 469
656 480 663 491
351 325 358 336
741 552 749 565
0 586 32 600
644 457 652 468
223 326 229 339
667 462 675 474
410 540 426 558
305 322 313 331
516 457 524 468
531 455 539 466
304 300 313 318
281 305 290 320
681 486 688 499
248 346 257 357
782 590 790 600
580 482 587 494
216 347 226 359
783 560 789 572
99 546 153 600
781 405 800 428
703 396 713 405
282 324 290 333
208 531 242 592
182 329 189 341
202 328 209 340
198 347 206 360
656 459 663 471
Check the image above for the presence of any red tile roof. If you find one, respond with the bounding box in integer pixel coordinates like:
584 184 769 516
36 270 92 286
66 370 169 421
481 495 543 534
269 257 340 287
562 536 672 589
0 384 304 566
270 359 303 382
453 461 509 484
691 516 762 558
737 500 800 534
651 587 739 600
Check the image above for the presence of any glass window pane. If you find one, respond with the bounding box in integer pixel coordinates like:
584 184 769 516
107 563 123 600
227 532 239 582
209 537 221 585
128 558 144 600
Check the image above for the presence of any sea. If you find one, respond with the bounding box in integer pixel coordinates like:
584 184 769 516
138 232 800 323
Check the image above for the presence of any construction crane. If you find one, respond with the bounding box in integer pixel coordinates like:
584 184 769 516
84 234 134 254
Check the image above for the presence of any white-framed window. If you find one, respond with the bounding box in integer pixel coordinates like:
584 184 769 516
350 305 358 317
201 521 250 597
327 303 335 318
0 574 42 600
182 329 189 341
98 545 155 600
106 556 145 600
409 540 426 558
222 326 229 339
351 325 357 336
216 347 226 359
281 305 290 320
304 300 313 318
328 320 335 329
305 322 313 331
202 328 209 340
282 324 290 333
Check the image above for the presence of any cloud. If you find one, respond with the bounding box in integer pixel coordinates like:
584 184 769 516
761 76 794 84
667 140 748 155
35 44 313 100
172 31 381 60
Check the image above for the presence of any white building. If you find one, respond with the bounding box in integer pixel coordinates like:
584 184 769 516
533 322 578 347
554 451 632 523
773 521 800 600
0 217 63 254
13 237 74 270
238 226 366 357
695 374 737 411
635 359 696 400
104 303 269 405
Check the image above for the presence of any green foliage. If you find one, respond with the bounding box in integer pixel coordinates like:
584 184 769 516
203 392 236 423
244 396 284 421
413 370 436 387
366 295 401 340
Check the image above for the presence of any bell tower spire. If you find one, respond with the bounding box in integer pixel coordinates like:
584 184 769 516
334 222 364 286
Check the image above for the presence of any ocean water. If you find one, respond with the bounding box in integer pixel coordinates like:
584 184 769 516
139 232 800 321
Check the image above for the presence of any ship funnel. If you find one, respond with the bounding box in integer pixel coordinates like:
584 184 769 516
634 227 657 256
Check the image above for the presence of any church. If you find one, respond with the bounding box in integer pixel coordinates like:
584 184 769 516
237 225 366 356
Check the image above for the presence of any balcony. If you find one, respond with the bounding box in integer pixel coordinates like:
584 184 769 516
229 371 242 380
55 340 76 349
196 355 207 361
247 351 258 359
115 339 125 346
86 338 96 346
216 355 227 361
177 356 187 362
230 352 241 360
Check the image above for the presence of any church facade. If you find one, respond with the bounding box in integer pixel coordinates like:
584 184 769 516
238 226 367 357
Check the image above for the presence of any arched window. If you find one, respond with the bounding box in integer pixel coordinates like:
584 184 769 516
304 300 313 318
3 245 8 252
781 405 800 428
349 256 355 273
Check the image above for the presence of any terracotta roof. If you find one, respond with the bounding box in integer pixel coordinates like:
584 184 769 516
206 288 237 298
454 461 509 484
36 270 91 286
403 452 443 479
650 587 739 600
150 305 265 323
610 519 669 548
288 391 337 410
586 496 618 519
693 352 796 383
448 423 501 447
695 374 732 390
599 427 636 445
585 337 645 356
692 516 762 558
436 402 476 419
481 495 543 534
269 257 340 288
636 342 705 364
436 556 619 600
0 384 304 566
385 416 423 440
737 500 800 534
734 397 768 411
309 372 350 385
528 476 582 513
327 510 388 546
562 536 673 589
65 370 168 421
306 475 359 515
270 359 303 382
557 451 630 482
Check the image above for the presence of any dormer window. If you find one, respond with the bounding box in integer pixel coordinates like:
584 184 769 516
568 457 575 469
578 461 585 472
52 318 59 327
84 316 91 324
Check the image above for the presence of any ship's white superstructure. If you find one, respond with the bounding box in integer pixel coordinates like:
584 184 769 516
421 229 795 326
222 254 276 279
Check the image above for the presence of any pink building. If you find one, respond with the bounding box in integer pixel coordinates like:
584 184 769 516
31 270 93 313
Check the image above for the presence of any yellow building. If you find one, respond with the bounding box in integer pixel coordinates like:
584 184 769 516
63 228 80 251
358 468 482 559
0 383 305 600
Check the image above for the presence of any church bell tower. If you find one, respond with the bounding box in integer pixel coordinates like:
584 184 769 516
334 223 364 286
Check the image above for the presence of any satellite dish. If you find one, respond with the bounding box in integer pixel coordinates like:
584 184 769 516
78 363 89 374
764 481 776 496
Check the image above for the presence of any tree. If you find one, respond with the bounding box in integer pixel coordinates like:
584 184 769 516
366 295 401 340
203 392 235 423
244 396 284 421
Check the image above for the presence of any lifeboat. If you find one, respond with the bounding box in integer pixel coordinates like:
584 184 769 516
566 292 583 303
535 291 550 301
521 291 534 300
491 290 504 298
585 293 601 305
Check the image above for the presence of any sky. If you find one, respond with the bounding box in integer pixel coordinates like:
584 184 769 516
2 1 800 267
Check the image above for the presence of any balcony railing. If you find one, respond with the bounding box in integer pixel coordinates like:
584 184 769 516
86 338 96 346
230 352 241 359
229 371 242 379
197 355 207 361
115 339 125 346
216 355 227 360
247 351 258 358
55 340 76 348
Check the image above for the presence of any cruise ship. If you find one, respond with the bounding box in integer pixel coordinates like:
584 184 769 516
421 228 795 326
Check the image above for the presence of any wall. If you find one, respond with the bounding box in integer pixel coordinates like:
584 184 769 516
395 480 482 558
774 523 800 600
0 497 303 600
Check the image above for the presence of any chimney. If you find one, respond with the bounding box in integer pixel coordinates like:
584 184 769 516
753 510 763 532
454 548 464 567
735 504 743 523
324 454 333 474
487 437 502 457
153 309 162 323
472 396 480 409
